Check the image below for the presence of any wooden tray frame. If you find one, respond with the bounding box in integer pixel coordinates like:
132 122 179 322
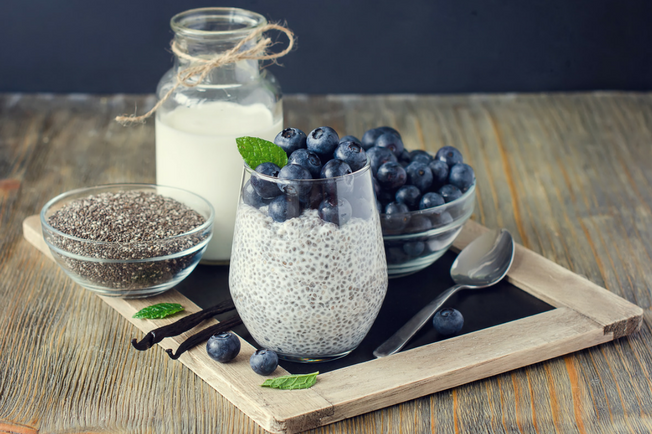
23 216 643 434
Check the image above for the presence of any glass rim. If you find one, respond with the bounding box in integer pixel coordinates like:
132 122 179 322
171 7 268 38
40 183 215 247
243 159 372 184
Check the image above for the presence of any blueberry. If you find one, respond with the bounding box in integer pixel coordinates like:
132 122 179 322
395 185 421 210
375 132 404 157
361 126 400 150
431 211 454 227
278 164 312 197
432 308 464 335
448 163 475 191
288 148 323 178
334 141 367 172
307 126 339 160
274 128 307 154
403 241 425 257
242 180 267 208
376 187 396 206
268 194 302 222
438 184 463 203
366 146 397 175
376 161 407 190
428 160 450 188
382 201 410 231
250 349 279 376
206 332 241 363
398 149 411 165
405 161 434 193
303 184 323 209
340 135 362 147
320 159 352 179
407 214 432 232
419 192 445 210
435 146 463 167
385 246 409 264
251 162 282 199
410 150 433 165
319 197 352 226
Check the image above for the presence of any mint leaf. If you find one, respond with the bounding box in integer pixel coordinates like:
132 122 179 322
133 303 184 319
236 136 288 169
261 372 319 390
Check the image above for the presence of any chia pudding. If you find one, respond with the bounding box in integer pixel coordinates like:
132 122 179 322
229 204 388 359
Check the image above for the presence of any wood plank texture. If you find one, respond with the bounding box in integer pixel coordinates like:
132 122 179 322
2 92 652 433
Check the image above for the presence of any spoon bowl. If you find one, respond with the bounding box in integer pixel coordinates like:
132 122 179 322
373 228 515 358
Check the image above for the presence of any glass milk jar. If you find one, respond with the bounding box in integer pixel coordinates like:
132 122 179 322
155 7 283 263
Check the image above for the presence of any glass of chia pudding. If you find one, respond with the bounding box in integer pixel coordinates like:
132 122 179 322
229 160 388 362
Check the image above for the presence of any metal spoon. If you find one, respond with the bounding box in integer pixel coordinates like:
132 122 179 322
373 228 515 358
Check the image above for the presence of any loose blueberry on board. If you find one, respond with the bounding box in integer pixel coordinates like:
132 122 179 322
307 126 340 160
376 161 407 190
405 161 434 193
432 308 464 335
339 135 362 147
438 184 463 203
449 163 475 192
419 192 445 210
334 140 368 172
278 164 312 197
319 197 353 226
288 148 323 178
409 149 434 165
395 185 422 210
268 194 302 222
428 160 450 189
274 127 307 154
250 349 279 376
242 180 267 208
251 162 283 199
435 146 464 167
367 146 398 175
375 132 405 157
206 332 241 363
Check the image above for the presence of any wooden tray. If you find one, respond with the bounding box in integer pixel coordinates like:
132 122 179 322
23 216 643 434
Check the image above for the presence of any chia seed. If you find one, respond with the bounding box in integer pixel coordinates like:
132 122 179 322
47 190 208 291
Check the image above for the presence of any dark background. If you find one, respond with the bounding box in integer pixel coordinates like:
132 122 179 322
2 0 651 94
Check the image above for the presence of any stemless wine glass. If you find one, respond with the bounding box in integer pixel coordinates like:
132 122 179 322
229 161 388 363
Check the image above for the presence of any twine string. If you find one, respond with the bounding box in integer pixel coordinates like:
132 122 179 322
115 23 294 124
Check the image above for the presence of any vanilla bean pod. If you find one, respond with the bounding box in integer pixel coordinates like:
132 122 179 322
131 299 236 351
166 313 242 360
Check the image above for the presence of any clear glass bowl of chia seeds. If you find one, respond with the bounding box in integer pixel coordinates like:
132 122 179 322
40 184 214 298
381 181 475 278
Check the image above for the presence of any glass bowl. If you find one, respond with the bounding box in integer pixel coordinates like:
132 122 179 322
381 181 475 278
40 184 214 298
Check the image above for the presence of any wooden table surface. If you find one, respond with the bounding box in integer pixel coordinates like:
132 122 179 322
1 92 651 433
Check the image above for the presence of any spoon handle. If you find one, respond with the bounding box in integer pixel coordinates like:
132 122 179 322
373 284 465 358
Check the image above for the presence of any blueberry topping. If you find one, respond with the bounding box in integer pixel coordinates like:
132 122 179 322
274 127 307 155
366 146 397 175
242 180 267 208
419 192 445 210
307 126 339 160
288 148 323 178
428 160 450 188
268 194 302 222
206 332 241 363
438 184 463 203
318 197 352 226
398 149 411 165
278 164 312 197
320 159 352 179
435 146 464 167
405 161 433 193
409 150 434 165
251 162 283 199
375 132 404 157
376 161 407 190
449 163 475 191
339 135 362 147
432 308 464 335
249 349 279 376
361 126 400 150
334 141 367 172
395 185 421 210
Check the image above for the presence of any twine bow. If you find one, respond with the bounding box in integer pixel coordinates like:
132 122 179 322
115 23 294 124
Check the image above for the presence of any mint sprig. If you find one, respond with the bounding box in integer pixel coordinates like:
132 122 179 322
236 136 288 170
261 372 319 390
132 303 184 319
